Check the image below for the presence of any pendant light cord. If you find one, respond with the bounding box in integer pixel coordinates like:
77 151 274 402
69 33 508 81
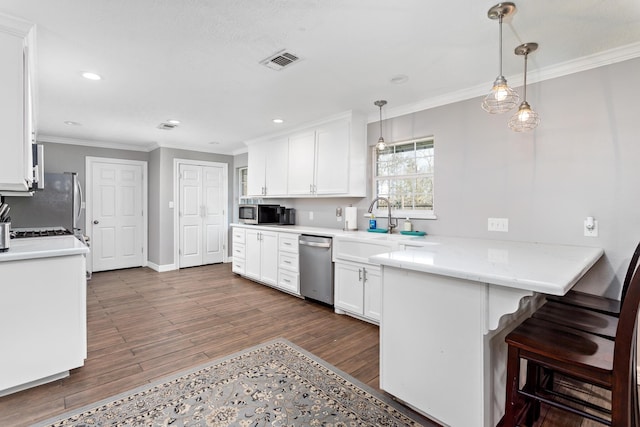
498 14 503 77
523 52 528 101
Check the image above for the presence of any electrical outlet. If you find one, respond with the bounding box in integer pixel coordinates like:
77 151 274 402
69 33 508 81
488 218 509 232
584 218 598 237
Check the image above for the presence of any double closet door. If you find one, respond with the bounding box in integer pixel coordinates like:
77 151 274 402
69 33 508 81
178 163 226 268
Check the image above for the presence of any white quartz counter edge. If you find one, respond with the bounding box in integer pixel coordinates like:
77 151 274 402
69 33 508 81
0 235 90 262
369 238 603 295
230 223 360 238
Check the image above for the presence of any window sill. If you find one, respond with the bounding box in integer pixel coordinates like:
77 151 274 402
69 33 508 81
366 210 437 220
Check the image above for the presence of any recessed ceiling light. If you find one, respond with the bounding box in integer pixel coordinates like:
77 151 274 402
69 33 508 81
272 118 284 124
81 72 102 81
167 119 181 125
64 120 82 126
390 74 409 84
208 141 220 145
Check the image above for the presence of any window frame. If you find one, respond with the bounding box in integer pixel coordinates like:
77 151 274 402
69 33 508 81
238 166 248 201
370 136 436 220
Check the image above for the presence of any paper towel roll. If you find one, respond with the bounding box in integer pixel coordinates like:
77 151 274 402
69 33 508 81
345 206 358 230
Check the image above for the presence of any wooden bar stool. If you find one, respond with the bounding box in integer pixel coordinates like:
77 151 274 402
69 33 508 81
546 240 640 317
501 264 640 426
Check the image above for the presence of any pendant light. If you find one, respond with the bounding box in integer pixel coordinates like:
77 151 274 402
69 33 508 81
374 100 387 151
508 43 540 132
481 3 519 114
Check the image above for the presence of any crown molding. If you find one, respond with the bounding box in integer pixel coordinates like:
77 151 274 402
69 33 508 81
37 134 244 156
369 42 640 123
37 134 155 152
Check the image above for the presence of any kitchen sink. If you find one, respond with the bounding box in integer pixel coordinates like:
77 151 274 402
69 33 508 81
333 232 439 264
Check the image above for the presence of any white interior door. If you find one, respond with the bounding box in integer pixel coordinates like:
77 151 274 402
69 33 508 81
178 162 225 268
202 165 224 264
90 160 144 272
179 164 203 268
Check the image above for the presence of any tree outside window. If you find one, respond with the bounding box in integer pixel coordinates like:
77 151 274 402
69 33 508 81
373 138 434 217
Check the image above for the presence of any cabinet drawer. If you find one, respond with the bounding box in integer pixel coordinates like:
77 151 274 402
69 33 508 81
278 270 299 295
278 252 298 272
232 258 245 275
232 228 246 244
279 233 299 253
232 243 245 259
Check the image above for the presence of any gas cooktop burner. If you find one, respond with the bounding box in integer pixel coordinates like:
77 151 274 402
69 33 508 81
11 227 74 238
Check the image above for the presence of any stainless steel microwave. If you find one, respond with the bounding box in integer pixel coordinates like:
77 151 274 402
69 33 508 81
238 204 281 224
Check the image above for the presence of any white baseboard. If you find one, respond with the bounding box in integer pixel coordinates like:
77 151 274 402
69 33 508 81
146 261 177 272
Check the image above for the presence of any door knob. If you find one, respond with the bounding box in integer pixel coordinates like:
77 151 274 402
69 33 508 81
93 220 99 224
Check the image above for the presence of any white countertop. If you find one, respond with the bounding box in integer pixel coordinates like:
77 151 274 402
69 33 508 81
369 235 603 295
0 235 90 262
231 223 391 239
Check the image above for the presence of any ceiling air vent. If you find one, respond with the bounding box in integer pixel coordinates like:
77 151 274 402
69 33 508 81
260 49 301 71
157 122 178 130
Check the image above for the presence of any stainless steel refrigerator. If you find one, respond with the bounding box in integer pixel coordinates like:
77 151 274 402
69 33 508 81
6 172 82 233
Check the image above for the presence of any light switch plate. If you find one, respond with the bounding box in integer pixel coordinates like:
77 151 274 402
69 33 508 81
488 218 509 232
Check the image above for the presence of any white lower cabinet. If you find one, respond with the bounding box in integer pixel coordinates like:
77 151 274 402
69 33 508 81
245 229 278 286
231 227 246 275
277 233 300 295
334 260 381 323
1 253 87 396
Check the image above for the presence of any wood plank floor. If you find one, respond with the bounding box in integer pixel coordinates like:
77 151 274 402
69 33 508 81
0 263 616 426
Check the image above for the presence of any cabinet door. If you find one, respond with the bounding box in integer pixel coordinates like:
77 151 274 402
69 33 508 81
334 261 364 315
247 144 267 196
259 231 278 286
287 130 316 195
264 137 288 196
315 119 350 195
363 267 382 321
244 229 262 281
0 28 29 191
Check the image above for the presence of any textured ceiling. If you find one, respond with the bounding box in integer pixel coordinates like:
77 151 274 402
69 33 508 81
1 0 639 154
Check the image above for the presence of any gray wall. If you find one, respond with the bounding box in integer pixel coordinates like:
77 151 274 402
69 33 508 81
34 142 150 238
151 147 234 267
29 142 235 268
265 57 640 300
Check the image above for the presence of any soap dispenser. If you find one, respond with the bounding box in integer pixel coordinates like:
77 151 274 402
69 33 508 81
403 217 412 232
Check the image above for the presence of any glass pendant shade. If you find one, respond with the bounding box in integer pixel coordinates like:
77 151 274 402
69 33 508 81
482 75 520 113
482 3 518 114
508 101 540 132
376 137 386 151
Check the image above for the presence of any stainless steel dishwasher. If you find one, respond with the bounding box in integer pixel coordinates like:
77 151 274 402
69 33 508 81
299 235 334 305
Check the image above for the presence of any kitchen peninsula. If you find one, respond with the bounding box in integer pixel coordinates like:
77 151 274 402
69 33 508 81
0 235 89 396
370 236 603 427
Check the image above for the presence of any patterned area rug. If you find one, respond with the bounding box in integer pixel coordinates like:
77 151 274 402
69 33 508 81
34 339 433 426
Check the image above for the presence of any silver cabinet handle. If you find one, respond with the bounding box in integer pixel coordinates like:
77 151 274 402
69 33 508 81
358 268 362 281
363 268 367 282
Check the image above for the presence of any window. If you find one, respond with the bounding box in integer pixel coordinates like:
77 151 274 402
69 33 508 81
238 167 248 200
372 137 434 218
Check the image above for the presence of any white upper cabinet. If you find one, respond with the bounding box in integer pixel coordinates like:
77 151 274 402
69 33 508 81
247 111 366 198
314 118 351 195
0 14 36 193
287 130 316 195
247 136 288 197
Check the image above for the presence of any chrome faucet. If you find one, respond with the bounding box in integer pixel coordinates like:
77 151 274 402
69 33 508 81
367 197 397 233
